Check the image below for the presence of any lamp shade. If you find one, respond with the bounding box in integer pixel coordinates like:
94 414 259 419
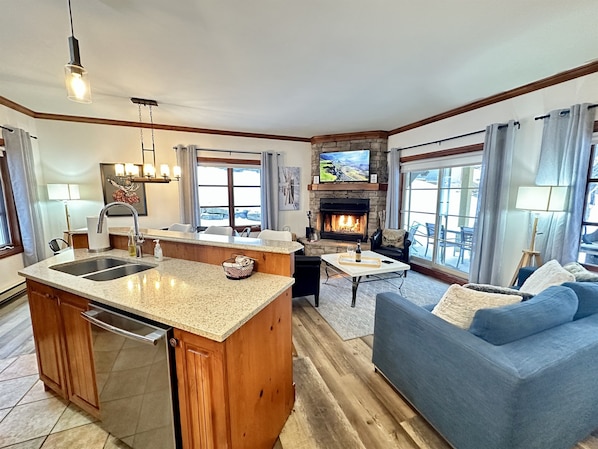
515 186 567 212
47 184 80 201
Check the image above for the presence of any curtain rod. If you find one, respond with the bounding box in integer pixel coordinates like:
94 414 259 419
173 146 280 156
396 121 520 151
0 125 38 139
534 103 598 121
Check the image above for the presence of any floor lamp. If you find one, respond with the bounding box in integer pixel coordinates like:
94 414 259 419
509 185 567 286
47 184 80 245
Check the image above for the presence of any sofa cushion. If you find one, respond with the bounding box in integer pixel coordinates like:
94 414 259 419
431 284 521 329
563 262 598 282
469 285 578 345
562 281 598 320
520 259 575 295
382 229 405 248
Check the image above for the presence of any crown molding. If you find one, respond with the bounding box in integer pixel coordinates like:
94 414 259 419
1 60 597 142
388 60 598 135
311 130 388 144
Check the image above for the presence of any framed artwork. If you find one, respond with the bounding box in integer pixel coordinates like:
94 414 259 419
100 163 148 216
278 166 300 211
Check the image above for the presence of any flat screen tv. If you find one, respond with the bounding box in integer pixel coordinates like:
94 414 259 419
319 149 370 182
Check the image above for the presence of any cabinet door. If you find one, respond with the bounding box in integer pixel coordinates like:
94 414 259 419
26 280 68 399
59 291 99 418
174 329 230 449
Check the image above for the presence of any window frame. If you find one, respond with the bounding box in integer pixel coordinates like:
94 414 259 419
580 138 598 270
399 144 483 277
0 143 23 259
197 157 262 231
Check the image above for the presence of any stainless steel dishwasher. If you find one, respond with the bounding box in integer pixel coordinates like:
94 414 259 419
82 305 179 449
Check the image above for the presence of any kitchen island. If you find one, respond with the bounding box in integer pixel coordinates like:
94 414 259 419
19 231 300 449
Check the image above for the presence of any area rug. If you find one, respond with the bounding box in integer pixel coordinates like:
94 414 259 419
301 270 450 340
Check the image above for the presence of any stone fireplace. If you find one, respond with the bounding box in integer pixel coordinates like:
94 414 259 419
303 131 389 254
319 198 369 242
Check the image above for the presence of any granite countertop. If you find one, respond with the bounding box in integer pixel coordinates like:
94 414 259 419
19 249 295 342
74 226 304 254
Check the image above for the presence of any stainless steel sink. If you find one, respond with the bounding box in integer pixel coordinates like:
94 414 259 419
50 257 156 281
51 257 129 276
83 263 154 281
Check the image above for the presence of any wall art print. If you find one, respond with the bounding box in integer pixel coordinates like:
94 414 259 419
278 166 300 211
100 163 148 216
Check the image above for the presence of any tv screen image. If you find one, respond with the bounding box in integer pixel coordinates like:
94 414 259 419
319 149 370 182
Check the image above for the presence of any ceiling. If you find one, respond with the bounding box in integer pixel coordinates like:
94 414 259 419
2 0 598 139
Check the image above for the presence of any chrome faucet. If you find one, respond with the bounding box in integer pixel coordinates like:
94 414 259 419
97 202 144 257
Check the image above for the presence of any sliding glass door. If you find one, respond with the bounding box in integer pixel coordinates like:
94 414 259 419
402 164 480 274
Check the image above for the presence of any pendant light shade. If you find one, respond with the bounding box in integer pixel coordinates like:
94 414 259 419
64 1 91 103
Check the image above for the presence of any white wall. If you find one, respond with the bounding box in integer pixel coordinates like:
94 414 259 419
0 105 39 291
35 120 312 241
389 72 598 285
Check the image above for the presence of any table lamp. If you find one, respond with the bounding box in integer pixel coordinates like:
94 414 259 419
509 185 567 285
47 184 80 244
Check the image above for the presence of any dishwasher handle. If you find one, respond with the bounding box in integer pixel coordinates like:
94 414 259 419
81 309 165 346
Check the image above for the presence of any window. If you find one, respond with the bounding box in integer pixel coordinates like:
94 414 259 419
400 149 481 275
579 143 598 266
197 162 261 230
0 149 23 257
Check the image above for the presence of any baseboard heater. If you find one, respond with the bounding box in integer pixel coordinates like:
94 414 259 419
0 281 26 306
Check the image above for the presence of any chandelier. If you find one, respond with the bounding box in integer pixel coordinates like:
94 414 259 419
114 98 181 183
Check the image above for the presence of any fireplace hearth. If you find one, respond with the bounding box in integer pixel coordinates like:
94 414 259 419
319 198 369 242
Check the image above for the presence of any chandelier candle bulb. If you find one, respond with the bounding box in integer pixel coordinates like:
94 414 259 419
160 164 170 178
173 165 182 179
143 163 156 178
115 163 125 177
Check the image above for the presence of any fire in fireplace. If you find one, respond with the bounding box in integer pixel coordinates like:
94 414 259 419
319 198 369 242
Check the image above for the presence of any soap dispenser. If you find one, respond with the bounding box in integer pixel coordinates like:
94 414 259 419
153 239 163 261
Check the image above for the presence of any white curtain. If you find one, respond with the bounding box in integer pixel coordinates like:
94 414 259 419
535 103 596 263
174 144 200 230
469 121 517 284
260 152 279 230
2 126 46 265
385 148 400 229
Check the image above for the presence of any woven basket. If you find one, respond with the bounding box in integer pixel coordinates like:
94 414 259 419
222 256 255 280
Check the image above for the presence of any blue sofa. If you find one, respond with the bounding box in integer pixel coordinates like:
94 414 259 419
372 281 598 449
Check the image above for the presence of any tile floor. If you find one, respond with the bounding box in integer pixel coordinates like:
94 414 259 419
0 353 128 449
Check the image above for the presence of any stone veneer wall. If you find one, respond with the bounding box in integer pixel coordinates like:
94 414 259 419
309 134 388 241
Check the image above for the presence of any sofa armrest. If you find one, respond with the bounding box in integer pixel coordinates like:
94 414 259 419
373 291 598 449
370 228 382 249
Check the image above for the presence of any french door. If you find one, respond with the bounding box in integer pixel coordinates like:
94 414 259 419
401 165 480 274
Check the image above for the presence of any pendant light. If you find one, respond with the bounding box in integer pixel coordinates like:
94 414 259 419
64 0 91 103
114 98 181 183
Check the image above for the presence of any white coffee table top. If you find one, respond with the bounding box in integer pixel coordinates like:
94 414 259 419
321 250 410 277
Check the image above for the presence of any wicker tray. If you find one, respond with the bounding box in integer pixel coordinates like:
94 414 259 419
337 253 381 267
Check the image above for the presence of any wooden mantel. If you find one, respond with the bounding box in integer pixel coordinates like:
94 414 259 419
307 182 388 191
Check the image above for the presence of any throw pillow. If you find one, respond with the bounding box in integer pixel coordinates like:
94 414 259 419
463 283 534 300
431 284 521 329
563 262 598 282
562 281 598 320
469 285 578 345
382 229 405 248
519 259 575 296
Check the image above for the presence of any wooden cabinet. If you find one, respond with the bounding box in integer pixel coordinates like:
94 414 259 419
26 280 99 418
174 288 294 449
27 281 67 397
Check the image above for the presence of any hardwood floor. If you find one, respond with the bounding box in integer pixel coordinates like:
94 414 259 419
0 295 35 360
2 293 598 449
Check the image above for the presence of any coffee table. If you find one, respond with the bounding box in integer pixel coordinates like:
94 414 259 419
321 250 410 307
